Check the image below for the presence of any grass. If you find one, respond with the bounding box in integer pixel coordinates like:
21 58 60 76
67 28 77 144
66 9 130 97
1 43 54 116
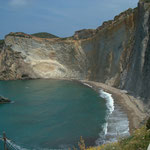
76 125 150 150
0 40 4 49
31 32 58 38
0 40 4 45
140 0 150 3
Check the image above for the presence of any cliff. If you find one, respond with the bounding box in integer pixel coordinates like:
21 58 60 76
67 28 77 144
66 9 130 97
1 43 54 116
0 1 150 106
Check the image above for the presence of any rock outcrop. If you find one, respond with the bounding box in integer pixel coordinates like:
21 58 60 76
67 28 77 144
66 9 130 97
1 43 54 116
0 1 150 106
0 96 11 104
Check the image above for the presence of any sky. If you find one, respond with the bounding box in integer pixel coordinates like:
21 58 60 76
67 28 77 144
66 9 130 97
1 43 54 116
0 0 138 39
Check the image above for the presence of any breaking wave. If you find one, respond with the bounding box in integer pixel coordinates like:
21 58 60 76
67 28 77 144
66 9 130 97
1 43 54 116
96 89 130 145
99 89 114 115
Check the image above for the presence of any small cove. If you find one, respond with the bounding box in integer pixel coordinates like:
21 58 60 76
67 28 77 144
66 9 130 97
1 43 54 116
0 79 129 149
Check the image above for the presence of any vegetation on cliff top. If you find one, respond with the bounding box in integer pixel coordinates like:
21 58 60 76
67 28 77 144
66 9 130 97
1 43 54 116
0 40 4 45
6 32 58 39
0 40 4 49
140 0 150 3
31 32 58 38
6 32 32 38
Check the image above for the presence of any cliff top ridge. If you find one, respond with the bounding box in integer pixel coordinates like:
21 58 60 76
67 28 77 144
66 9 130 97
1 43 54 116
139 0 150 3
5 32 59 39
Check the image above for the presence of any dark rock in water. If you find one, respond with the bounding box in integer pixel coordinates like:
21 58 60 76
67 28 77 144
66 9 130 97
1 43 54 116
0 96 11 104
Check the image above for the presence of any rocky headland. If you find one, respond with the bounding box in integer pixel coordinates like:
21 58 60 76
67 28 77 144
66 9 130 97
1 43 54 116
0 0 150 127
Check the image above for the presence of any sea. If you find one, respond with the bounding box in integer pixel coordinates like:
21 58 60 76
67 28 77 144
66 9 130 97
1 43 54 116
0 79 129 150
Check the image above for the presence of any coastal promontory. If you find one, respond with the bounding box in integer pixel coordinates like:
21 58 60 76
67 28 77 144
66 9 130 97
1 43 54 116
0 1 150 108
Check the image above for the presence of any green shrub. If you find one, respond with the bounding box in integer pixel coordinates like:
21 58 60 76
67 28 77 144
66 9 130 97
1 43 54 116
141 0 150 3
31 32 58 39
0 40 4 49
78 136 86 150
0 40 4 45
146 117 150 130
86 126 150 150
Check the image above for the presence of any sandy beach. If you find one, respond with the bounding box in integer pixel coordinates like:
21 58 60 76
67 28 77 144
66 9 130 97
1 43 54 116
80 80 148 133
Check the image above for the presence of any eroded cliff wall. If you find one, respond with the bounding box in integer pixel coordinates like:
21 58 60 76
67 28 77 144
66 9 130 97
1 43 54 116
124 2 150 103
0 1 150 104
1 33 88 79
80 8 137 86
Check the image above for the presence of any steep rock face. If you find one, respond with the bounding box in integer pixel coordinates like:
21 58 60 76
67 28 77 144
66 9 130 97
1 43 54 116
124 2 150 103
0 45 36 80
80 8 137 86
0 1 150 105
2 33 87 79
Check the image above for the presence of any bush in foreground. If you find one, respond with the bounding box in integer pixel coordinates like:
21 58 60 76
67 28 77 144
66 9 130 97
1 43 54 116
76 125 150 150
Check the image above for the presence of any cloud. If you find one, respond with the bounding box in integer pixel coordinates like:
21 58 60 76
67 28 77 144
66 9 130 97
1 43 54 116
9 0 27 7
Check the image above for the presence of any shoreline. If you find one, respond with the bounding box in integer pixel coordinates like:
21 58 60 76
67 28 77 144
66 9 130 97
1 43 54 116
80 80 148 134
14 77 148 133
1 78 148 133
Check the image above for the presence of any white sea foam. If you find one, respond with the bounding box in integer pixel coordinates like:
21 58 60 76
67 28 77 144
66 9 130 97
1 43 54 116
99 89 114 115
96 89 130 145
96 90 115 145
103 122 108 135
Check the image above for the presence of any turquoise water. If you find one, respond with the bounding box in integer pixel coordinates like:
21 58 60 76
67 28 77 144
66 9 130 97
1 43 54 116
0 79 107 149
